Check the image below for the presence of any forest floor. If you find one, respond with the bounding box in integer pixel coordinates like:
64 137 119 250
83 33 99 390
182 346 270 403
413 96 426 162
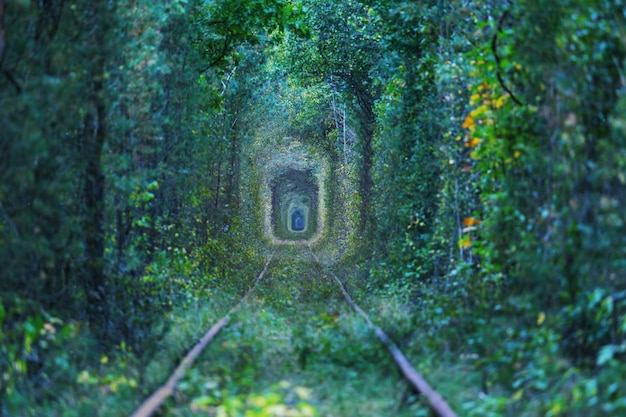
152 245 476 417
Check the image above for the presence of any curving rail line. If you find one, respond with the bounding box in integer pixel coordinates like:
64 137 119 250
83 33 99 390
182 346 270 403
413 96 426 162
307 247 458 417
128 247 458 417
129 252 275 417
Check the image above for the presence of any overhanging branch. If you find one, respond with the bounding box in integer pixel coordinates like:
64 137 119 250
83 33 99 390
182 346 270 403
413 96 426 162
492 10 522 106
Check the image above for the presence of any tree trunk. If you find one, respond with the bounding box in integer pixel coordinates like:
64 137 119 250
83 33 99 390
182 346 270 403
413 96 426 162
82 0 109 340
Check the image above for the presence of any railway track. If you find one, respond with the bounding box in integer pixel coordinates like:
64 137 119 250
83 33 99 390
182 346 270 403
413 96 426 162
129 247 458 417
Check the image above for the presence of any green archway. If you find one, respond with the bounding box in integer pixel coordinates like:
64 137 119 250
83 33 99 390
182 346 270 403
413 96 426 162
270 169 319 240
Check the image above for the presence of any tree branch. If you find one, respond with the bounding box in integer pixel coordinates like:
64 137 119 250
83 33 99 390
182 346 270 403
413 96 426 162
3 69 22 94
491 10 522 106
198 34 231 73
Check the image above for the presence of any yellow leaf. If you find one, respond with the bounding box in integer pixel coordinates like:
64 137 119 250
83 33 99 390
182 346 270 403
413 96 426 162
470 105 489 118
463 217 481 227
464 137 482 148
494 95 508 109
537 312 546 325
458 236 472 249
462 115 475 131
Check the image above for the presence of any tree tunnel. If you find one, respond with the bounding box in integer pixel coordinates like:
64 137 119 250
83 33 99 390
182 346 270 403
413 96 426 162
291 209 305 231
269 169 319 241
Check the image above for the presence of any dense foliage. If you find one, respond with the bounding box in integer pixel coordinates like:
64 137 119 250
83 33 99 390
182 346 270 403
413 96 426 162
0 0 302 413
364 0 626 414
2 0 626 415
279 0 626 414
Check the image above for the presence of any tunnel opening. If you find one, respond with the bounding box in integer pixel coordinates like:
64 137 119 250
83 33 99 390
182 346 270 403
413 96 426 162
269 168 319 241
291 209 305 232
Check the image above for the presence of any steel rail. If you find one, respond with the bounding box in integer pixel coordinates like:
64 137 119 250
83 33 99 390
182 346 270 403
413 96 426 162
308 248 459 417
129 252 275 417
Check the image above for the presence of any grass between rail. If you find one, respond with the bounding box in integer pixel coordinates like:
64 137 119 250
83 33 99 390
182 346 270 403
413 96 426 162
153 245 479 417
156 246 410 416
